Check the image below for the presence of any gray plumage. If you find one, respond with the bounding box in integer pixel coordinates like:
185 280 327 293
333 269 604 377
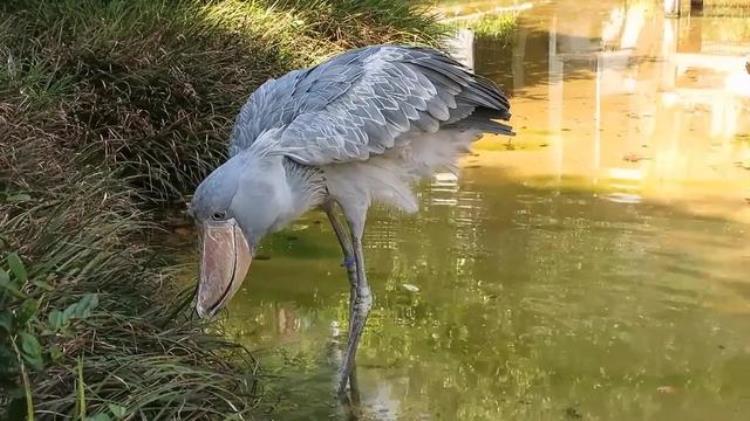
228 45 512 165
190 44 513 396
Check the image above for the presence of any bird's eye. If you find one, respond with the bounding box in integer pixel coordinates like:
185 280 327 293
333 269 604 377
211 211 227 221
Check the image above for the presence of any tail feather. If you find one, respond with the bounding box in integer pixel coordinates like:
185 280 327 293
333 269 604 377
448 107 515 136
401 46 514 137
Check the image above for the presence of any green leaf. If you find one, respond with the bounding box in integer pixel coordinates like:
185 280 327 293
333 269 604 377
20 332 43 370
49 310 66 331
16 299 38 325
0 311 12 333
21 333 41 358
0 268 8 284
0 272 26 300
85 414 111 421
76 357 86 418
7 193 32 202
62 303 75 320
108 404 127 418
64 293 99 320
82 293 99 312
32 279 54 291
6 253 27 284
0 345 18 370
49 345 63 362
48 310 64 331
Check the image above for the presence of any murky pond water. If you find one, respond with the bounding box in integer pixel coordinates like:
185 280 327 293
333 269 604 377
175 0 750 419
225 171 750 420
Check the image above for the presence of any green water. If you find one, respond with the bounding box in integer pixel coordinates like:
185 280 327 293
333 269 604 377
221 171 750 420
172 0 750 419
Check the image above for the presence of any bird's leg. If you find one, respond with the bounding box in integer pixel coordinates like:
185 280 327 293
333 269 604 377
324 204 357 321
337 219 372 395
324 202 363 396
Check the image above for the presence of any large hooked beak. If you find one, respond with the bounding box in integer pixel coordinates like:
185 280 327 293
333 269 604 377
196 218 252 318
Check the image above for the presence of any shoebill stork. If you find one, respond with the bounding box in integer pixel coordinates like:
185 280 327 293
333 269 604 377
189 45 512 394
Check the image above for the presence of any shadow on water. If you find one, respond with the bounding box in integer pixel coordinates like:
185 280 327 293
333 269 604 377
167 0 750 419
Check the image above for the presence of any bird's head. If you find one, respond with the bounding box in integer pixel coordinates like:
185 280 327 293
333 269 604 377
189 151 287 318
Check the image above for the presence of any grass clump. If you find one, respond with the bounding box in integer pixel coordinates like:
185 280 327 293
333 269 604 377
0 113 259 417
0 0 444 418
263 0 447 48
1 172 260 419
1 0 445 204
2 0 287 203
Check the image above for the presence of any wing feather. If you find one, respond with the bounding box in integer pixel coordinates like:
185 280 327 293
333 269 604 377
229 45 512 165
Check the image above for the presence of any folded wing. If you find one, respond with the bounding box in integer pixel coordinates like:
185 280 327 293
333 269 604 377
229 45 512 165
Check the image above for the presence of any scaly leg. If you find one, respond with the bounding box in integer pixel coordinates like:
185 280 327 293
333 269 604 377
324 202 364 396
337 218 372 395
324 203 357 322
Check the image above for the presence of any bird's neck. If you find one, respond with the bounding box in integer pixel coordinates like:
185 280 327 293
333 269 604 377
278 158 326 224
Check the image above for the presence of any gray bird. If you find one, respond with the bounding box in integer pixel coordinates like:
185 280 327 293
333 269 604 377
189 45 512 394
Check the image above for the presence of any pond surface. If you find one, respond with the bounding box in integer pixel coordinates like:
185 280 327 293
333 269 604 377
177 0 750 419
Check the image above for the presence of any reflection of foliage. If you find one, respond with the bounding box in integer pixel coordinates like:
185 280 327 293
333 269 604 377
702 1 750 17
465 13 518 45
448 11 518 48
690 16 750 42
357 179 750 419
